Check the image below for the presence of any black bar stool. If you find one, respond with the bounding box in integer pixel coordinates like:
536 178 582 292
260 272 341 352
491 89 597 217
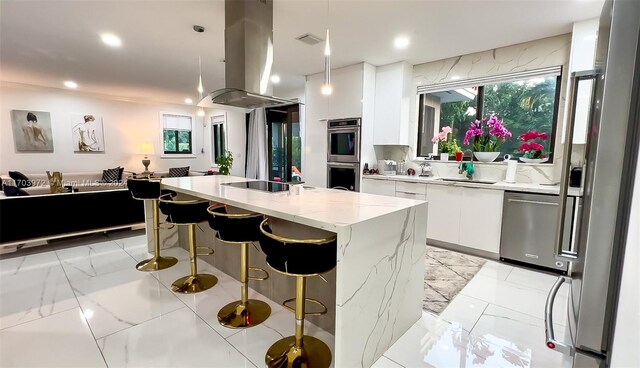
158 193 218 293
126 177 178 271
259 218 337 368
207 204 271 329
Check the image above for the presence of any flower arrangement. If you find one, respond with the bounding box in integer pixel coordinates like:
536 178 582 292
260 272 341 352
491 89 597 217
518 131 550 159
463 115 512 152
432 126 461 154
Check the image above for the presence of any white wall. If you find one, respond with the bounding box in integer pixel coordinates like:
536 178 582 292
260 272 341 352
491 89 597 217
610 147 640 367
208 108 247 177
0 82 246 176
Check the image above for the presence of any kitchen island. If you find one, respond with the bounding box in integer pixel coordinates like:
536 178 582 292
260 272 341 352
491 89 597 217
154 175 427 368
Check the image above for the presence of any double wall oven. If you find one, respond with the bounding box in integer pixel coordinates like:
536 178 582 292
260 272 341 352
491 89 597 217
327 118 360 191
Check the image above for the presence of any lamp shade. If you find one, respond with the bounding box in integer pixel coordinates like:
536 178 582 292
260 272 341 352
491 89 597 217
138 142 155 155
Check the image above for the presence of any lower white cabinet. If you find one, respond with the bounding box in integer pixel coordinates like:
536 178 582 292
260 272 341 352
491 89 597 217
395 181 427 200
426 185 461 245
361 178 396 197
458 188 503 254
427 184 504 255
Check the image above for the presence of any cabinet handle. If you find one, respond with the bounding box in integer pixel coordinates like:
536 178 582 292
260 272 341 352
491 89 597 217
507 199 558 206
396 191 421 195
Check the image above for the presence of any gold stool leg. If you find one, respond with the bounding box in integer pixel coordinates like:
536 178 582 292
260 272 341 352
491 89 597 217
265 276 332 368
171 224 218 293
137 199 178 271
218 242 271 328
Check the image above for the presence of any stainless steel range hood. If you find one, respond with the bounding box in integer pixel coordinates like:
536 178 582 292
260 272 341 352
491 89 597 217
198 0 298 110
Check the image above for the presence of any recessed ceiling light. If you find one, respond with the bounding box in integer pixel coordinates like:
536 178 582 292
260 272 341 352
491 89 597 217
101 33 122 47
394 36 410 49
271 75 281 84
451 75 461 80
63 80 78 89
184 98 193 104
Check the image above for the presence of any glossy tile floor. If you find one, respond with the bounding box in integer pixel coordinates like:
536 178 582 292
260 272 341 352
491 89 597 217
0 231 571 368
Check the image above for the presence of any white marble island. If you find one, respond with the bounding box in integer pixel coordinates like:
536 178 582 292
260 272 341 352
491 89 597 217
159 175 428 368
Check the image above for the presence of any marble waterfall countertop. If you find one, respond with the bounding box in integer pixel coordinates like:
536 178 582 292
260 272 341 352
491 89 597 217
161 175 425 231
363 174 583 196
160 175 428 367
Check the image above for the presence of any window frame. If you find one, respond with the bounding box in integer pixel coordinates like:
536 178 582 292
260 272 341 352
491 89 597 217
416 68 562 163
159 112 196 158
210 113 227 167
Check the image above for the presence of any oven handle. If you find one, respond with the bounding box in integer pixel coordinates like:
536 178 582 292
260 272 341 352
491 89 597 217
327 162 360 168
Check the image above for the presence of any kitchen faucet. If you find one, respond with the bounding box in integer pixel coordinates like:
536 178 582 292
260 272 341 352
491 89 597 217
458 149 475 180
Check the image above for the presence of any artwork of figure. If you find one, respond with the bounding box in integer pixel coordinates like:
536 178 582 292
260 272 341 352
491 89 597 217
72 114 105 152
10 110 54 152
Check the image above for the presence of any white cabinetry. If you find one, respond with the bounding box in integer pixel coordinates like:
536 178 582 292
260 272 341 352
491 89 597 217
426 185 461 245
568 18 599 145
361 178 396 197
458 188 503 254
395 181 427 200
426 184 503 255
373 61 413 145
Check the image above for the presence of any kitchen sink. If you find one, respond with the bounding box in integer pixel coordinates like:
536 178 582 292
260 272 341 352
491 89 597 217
436 178 498 185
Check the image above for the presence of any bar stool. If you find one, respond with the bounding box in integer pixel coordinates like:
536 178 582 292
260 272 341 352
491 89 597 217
126 177 178 271
259 218 337 368
158 194 218 293
207 205 271 328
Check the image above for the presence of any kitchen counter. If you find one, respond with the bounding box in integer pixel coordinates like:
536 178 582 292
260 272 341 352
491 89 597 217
363 174 583 196
158 175 428 368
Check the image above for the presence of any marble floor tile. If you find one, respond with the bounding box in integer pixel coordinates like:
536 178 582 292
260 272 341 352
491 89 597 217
505 266 569 297
471 304 572 368
439 294 488 332
0 252 78 330
0 307 106 367
57 241 137 282
70 267 185 339
371 356 404 368
98 307 256 368
459 274 568 325
476 260 514 281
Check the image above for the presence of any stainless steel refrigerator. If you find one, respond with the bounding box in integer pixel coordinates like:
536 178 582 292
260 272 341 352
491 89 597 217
544 0 640 367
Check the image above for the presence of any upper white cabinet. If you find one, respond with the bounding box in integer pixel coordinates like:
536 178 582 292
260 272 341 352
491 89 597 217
569 18 599 145
373 61 413 145
328 65 365 119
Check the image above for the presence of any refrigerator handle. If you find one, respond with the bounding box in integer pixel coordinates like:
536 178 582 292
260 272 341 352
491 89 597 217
554 70 600 262
545 276 574 356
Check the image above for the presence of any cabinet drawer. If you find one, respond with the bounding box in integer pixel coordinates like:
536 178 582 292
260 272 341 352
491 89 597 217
395 191 426 200
395 181 427 196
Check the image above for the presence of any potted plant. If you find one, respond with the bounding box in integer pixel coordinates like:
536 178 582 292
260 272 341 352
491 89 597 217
216 151 234 175
518 131 550 163
432 126 460 161
463 114 512 162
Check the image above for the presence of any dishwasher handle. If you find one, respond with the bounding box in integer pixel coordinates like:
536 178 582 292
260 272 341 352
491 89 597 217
507 199 558 206
545 276 574 356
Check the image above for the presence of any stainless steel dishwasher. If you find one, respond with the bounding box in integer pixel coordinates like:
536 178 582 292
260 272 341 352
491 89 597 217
500 191 578 274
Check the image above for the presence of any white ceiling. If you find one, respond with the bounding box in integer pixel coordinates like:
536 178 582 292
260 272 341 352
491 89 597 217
0 0 604 105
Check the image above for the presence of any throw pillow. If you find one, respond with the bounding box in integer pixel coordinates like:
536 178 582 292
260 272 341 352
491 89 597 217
2 185 29 196
101 167 122 183
168 166 190 177
118 167 124 181
8 171 32 188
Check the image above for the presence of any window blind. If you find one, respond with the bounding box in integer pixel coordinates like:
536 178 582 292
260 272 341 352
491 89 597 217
163 114 192 131
211 114 225 125
417 66 563 94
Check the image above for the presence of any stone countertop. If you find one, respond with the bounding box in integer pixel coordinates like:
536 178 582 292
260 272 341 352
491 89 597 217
161 175 426 231
363 174 583 196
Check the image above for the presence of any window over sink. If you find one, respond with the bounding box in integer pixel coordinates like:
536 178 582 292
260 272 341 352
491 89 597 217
417 67 562 162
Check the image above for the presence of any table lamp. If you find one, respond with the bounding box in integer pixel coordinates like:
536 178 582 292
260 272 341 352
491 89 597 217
138 142 155 175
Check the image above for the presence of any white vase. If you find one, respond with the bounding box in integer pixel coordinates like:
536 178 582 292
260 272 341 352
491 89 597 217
440 153 449 161
473 151 500 162
519 157 549 164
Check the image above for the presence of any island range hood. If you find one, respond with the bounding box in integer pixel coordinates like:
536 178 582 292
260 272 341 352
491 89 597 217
198 0 298 110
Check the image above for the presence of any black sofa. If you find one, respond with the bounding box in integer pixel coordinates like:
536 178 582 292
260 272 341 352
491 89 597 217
0 189 144 245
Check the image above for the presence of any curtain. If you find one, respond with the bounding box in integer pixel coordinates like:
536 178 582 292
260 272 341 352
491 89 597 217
246 107 268 180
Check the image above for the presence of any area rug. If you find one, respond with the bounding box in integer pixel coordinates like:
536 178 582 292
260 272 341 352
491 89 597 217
423 245 486 314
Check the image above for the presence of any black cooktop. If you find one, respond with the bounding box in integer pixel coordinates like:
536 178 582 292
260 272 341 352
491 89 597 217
223 180 290 193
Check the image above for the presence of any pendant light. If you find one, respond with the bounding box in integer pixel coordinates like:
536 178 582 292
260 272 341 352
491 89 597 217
321 0 332 95
197 55 205 117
